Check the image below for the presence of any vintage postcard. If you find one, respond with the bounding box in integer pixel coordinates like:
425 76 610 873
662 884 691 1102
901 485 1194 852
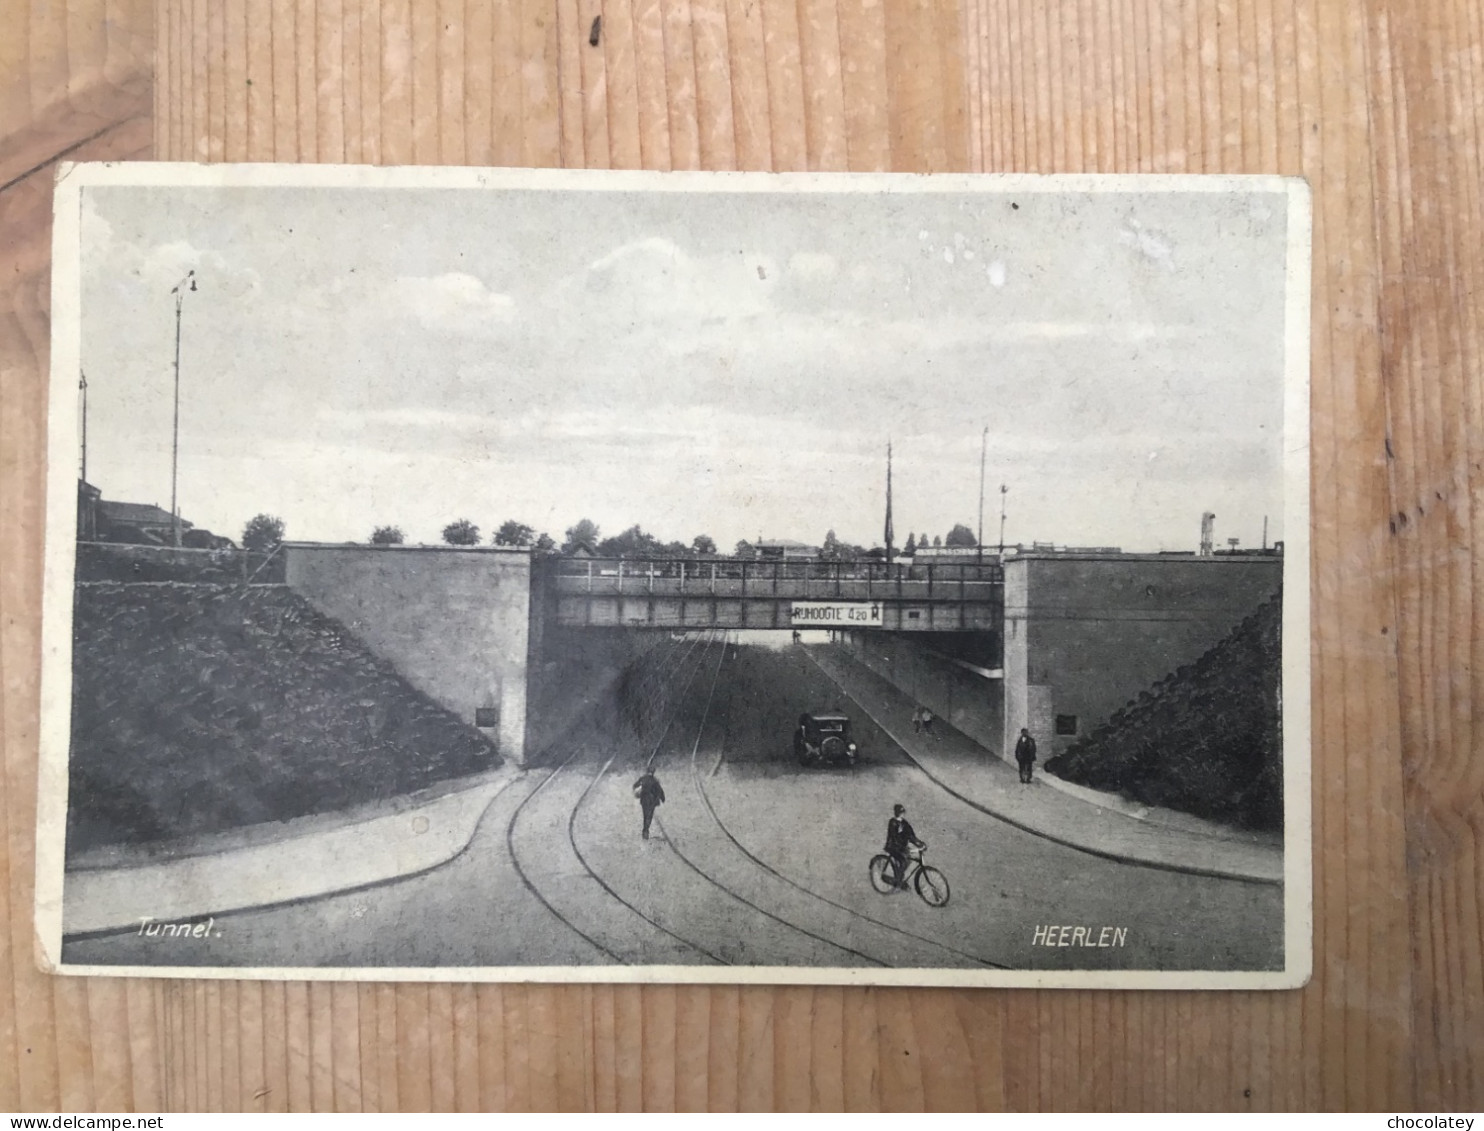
37 164 1311 987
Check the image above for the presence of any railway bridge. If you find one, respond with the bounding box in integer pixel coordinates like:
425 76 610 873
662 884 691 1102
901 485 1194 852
546 556 1002 632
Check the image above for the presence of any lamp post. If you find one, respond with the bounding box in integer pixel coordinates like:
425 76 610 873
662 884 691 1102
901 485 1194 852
78 368 87 477
998 483 1008 556
169 269 197 547
883 440 894 561
976 424 987 564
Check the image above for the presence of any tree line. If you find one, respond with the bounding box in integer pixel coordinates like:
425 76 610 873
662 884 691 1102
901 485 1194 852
366 518 717 557
234 514 985 558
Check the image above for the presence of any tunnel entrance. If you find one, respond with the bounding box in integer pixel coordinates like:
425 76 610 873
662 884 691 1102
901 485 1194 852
523 622 1007 769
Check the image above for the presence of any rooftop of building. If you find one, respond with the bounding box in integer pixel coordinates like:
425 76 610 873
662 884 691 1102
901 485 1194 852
97 499 191 529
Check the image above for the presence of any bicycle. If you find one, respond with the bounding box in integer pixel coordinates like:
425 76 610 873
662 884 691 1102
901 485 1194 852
869 843 950 907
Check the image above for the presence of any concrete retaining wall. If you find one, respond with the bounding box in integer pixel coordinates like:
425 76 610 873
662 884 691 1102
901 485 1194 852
836 631 1004 756
285 544 533 762
523 626 668 760
1002 553 1282 757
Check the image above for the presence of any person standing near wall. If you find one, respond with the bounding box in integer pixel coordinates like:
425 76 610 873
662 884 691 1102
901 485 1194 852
1015 727 1038 783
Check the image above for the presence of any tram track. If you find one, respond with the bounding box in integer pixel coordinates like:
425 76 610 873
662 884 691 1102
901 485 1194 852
683 642 1007 970
506 629 730 966
574 632 1002 969
558 629 888 967
564 631 731 965
644 636 887 968
517 629 1010 970
503 755 626 963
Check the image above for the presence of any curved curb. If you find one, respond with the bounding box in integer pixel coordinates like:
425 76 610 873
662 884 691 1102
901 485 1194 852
61 769 516 935
805 650 1283 888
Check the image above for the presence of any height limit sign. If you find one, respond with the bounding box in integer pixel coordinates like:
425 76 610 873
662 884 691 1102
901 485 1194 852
789 601 883 627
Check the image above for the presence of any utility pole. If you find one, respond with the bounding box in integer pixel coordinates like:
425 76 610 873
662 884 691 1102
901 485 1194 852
78 368 87 477
170 270 196 547
998 484 1008 556
976 424 987 564
883 440 894 560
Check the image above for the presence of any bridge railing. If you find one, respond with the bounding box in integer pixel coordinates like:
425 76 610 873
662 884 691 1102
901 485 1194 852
550 557 1003 602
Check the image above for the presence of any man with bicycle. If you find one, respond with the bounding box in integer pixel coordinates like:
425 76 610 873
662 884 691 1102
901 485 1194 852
885 803 925 889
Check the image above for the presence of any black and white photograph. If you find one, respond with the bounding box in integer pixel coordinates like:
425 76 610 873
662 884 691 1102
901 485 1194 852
38 164 1311 987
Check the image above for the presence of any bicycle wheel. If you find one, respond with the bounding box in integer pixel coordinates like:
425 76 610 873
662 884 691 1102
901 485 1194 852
869 855 897 894
915 865 950 907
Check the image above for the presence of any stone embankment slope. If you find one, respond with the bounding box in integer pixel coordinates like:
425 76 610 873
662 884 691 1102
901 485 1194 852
68 582 498 858
1047 594 1284 831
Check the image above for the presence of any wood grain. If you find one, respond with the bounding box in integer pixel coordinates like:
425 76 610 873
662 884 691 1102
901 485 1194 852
2 0 1481 1111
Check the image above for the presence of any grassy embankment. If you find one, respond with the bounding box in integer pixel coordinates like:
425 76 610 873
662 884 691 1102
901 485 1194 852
1046 594 1283 831
68 583 496 857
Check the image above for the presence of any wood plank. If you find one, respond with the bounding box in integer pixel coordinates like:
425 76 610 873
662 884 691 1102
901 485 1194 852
1365 0 1484 1104
1 23 152 1109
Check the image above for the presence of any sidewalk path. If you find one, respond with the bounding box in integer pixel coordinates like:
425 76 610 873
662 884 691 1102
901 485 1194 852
807 647 1283 886
59 766 519 937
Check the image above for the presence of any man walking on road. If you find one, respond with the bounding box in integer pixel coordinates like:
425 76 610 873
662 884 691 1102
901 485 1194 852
633 768 665 839
1015 727 1038 783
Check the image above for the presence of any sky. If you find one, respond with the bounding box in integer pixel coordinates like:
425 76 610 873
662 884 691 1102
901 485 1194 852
77 180 1292 553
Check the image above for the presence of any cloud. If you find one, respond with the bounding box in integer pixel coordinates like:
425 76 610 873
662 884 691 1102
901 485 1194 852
1118 219 1176 269
318 406 492 434
291 271 514 341
81 194 115 257
587 236 683 276
570 237 773 323
391 272 514 334
781 314 1193 350
788 251 837 281
988 320 1191 342
322 402 766 451
82 202 262 300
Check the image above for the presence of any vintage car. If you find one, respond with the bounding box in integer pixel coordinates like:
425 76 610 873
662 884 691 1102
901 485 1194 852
792 711 859 767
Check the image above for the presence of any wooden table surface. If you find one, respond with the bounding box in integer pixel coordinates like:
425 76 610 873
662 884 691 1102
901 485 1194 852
2 0 1480 1112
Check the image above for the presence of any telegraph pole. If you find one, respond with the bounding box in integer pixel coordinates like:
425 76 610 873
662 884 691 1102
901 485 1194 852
170 270 196 547
976 424 987 564
79 370 88 482
883 440 894 560
998 483 1008 556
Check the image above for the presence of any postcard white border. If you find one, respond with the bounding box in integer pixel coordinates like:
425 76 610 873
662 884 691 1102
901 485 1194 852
37 163 1313 990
